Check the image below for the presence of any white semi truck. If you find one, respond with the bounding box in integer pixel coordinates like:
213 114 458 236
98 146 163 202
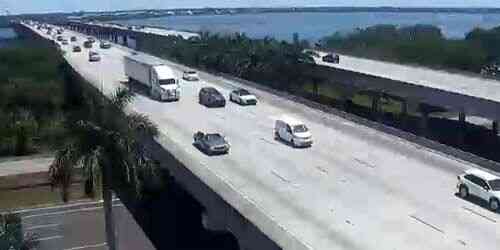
124 53 180 101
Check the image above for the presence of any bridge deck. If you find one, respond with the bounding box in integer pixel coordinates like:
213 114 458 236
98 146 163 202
315 52 500 104
26 24 500 250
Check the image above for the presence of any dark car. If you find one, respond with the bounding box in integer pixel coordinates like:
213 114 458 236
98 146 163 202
199 87 226 107
87 37 96 43
322 53 340 64
193 132 230 155
83 40 93 48
70 36 77 42
72 46 82 52
56 35 63 41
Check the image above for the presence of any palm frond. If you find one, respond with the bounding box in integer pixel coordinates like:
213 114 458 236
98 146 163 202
126 112 159 138
110 87 134 110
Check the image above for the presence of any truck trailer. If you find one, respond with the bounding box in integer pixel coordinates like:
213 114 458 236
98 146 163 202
124 53 180 101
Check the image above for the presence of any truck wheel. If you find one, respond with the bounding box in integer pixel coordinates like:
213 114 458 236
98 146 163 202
459 185 469 198
490 199 499 211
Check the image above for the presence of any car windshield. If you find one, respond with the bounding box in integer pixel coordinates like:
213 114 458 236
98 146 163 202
239 89 250 95
159 78 176 85
293 125 308 133
187 71 196 74
206 134 224 143
489 179 500 191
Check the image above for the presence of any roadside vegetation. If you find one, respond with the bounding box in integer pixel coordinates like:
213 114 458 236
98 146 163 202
0 41 67 156
0 213 38 250
320 24 500 74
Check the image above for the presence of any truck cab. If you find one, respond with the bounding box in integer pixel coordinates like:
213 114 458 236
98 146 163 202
151 65 180 101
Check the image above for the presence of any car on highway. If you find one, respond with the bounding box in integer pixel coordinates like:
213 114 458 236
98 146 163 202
457 168 500 211
61 39 69 45
229 88 258 105
274 116 313 147
87 37 96 43
88 51 101 62
322 53 340 64
70 36 77 42
182 70 199 81
100 41 111 49
193 131 230 155
83 40 93 48
199 87 226 107
56 35 63 41
73 45 82 52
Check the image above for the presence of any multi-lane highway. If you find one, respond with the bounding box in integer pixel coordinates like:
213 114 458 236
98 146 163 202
26 24 500 250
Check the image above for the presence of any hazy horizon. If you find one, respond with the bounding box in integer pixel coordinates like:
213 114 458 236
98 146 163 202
3 1 500 15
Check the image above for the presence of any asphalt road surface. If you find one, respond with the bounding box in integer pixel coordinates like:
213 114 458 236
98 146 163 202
27 24 500 250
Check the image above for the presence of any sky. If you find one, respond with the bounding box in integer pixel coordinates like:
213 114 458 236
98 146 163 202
2 0 500 14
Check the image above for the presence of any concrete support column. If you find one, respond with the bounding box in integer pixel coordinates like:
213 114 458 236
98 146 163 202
371 94 381 121
458 111 466 146
493 120 499 135
419 111 429 137
400 100 408 129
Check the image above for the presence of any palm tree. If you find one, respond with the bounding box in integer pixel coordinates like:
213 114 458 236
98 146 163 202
49 87 159 250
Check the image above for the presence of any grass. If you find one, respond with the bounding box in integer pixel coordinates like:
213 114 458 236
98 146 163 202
0 184 91 211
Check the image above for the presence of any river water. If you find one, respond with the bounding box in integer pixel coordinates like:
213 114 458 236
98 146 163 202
0 28 17 48
114 12 500 42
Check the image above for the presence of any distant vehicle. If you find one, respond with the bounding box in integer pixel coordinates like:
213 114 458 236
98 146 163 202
88 51 101 62
229 88 257 105
56 29 63 35
182 70 199 81
56 36 63 41
73 46 82 52
124 54 180 101
322 53 340 64
87 37 96 43
70 36 77 42
61 40 69 45
193 131 230 155
274 116 313 147
457 168 500 211
199 87 226 107
99 41 111 49
83 41 93 48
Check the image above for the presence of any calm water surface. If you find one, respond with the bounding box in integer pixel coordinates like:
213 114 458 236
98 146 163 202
115 12 500 42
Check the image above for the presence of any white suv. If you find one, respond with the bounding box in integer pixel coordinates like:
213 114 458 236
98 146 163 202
457 168 500 211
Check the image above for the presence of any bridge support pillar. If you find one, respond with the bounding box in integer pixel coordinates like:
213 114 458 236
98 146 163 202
400 100 408 129
371 94 381 121
458 111 466 146
419 111 429 137
493 120 499 135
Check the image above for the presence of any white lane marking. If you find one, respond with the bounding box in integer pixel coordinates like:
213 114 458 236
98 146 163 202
22 207 102 219
353 158 376 169
462 206 497 223
24 223 60 230
37 235 63 241
13 200 105 214
315 166 329 175
271 170 291 184
409 215 444 234
65 242 107 250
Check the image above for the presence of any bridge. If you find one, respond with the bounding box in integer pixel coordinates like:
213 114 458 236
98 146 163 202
313 51 500 136
16 22 500 250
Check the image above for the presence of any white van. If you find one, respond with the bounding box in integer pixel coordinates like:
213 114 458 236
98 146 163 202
274 116 313 147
